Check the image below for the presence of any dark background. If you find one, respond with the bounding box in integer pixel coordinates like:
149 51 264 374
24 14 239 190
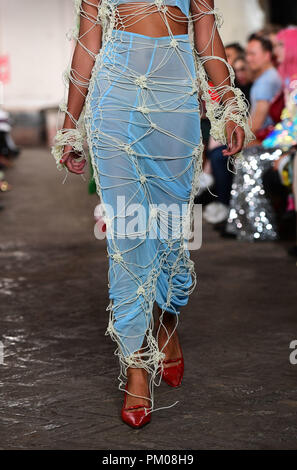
268 0 297 26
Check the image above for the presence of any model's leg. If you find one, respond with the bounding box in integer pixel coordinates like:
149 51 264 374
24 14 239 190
93 148 160 408
85 28 202 414
127 361 150 410
138 84 201 339
101 152 160 408
85 38 168 411
156 307 182 367
152 177 196 368
138 58 201 369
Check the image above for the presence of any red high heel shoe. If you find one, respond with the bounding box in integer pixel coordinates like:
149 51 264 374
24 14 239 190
160 340 184 387
121 383 151 428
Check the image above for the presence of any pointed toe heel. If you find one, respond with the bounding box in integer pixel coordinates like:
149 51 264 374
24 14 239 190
121 384 151 429
161 355 184 387
159 339 184 387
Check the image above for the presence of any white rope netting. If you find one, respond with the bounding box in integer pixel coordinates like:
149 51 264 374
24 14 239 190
51 0 254 415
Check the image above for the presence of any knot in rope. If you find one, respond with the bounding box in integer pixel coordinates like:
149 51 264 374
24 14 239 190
170 38 178 48
140 175 147 184
137 285 146 296
112 252 123 262
134 75 147 88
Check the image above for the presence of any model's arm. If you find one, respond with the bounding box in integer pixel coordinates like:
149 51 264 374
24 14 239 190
63 0 102 129
190 0 254 158
52 0 102 175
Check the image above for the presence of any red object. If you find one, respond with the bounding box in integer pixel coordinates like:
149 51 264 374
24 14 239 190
121 383 151 428
208 80 220 102
255 125 275 142
95 215 106 233
159 343 184 387
269 90 285 124
0 55 10 84
255 90 286 142
286 195 295 212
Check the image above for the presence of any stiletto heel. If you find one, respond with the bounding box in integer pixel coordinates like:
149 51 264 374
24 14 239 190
121 383 151 428
159 341 184 387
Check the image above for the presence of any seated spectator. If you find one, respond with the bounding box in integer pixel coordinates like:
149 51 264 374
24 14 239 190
246 34 283 140
265 26 297 256
226 28 297 244
233 55 253 104
203 45 250 237
256 23 282 39
225 42 245 66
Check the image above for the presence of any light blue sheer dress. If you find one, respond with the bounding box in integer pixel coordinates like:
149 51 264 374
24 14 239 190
52 0 253 414
83 0 202 412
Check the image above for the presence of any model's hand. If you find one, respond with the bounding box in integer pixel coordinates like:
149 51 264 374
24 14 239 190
60 144 87 175
222 121 245 157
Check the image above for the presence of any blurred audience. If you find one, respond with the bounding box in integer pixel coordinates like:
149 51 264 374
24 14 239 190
233 55 253 104
226 26 297 247
265 27 297 255
0 108 20 210
246 34 282 138
225 42 245 66
203 42 253 236
202 42 250 236
255 23 283 68
199 23 297 249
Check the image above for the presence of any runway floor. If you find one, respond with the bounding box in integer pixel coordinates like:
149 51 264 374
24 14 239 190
0 147 296 449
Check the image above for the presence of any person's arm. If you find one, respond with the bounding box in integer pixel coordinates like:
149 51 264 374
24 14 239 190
190 0 255 162
51 0 102 175
249 76 283 135
250 100 270 134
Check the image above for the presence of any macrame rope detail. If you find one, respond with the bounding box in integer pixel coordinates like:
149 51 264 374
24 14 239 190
51 0 254 415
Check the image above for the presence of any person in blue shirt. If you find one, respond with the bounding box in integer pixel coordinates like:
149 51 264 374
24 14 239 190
246 34 283 133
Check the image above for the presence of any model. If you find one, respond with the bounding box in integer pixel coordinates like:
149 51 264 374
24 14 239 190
51 0 253 428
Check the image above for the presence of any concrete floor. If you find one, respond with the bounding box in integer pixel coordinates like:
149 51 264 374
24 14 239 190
0 147 296 450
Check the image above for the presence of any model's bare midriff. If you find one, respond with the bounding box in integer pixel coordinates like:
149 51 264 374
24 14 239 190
114 4 188 37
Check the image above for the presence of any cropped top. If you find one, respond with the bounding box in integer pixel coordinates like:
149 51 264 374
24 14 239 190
111 0 191 18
